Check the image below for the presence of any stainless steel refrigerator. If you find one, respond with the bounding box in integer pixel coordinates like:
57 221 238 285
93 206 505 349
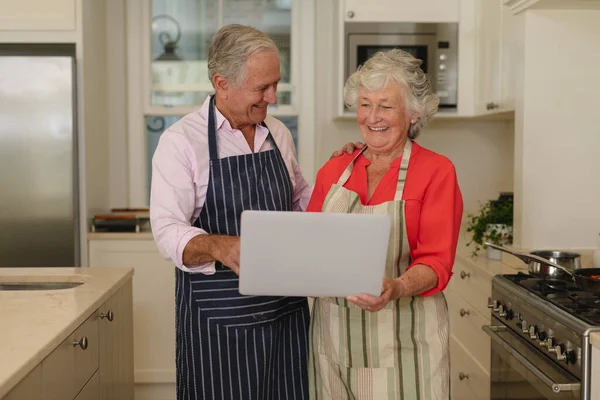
0 44 79 267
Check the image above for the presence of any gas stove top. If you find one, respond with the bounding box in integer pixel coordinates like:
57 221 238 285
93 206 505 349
504 273 600 326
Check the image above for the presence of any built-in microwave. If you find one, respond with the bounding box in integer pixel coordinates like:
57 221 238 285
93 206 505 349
345 22 459 109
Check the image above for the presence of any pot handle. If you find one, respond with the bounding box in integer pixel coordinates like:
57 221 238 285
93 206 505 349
484 242 574 277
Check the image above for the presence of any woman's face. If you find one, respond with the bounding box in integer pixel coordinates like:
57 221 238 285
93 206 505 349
356 81 412 156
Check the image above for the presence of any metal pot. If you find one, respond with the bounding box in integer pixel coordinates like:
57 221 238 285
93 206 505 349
483 243 576 280
528 250 581 279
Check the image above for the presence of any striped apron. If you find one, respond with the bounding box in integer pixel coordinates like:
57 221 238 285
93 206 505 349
309 140 450 400
176 95 310 400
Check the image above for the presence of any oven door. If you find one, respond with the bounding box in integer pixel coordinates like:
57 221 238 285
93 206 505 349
483 323 581 400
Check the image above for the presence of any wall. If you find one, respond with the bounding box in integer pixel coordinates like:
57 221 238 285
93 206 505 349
513 9 600 249
315 1 515 222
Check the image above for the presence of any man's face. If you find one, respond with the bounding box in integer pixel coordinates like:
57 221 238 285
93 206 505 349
221 51 280 128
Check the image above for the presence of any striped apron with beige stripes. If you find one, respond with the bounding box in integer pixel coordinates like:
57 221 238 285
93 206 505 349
309 140 450 400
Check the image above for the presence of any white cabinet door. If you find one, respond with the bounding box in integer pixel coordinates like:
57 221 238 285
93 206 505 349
474 0 503 114
343 0 460 22
0 0 76 31
89 239 176 385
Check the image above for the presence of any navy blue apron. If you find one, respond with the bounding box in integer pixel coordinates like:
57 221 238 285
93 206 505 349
175 96 310 400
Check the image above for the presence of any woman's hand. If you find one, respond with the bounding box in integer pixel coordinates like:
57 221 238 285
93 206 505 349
346 277 407 312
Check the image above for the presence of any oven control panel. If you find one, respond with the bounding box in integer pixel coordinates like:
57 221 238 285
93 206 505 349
488 295 582 377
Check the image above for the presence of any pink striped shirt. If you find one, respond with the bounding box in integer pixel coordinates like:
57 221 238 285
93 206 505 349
150 96 312 274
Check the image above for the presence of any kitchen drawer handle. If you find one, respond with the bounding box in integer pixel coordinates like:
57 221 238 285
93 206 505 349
459 372 469 381
72 336 88 350
460 270 471 279
482 325 580 393
347 10 355 18
100 310 114 322
460 309 470 317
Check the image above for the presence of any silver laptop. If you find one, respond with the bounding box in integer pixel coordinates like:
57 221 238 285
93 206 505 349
239 210 391 297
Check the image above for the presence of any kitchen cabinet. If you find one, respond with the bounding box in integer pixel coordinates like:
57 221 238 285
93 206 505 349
459 0 522 116
446 258 492 400
334 0 522 118
3 365 42 400
504 0 600 15
2 281 133 400
88 236 176 398
0 0 76 31
142 0 296 116
445 251 523 400
343 0 459 23
98 281 134 400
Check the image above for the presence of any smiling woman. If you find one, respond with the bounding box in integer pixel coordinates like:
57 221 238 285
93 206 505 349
307 48 463 399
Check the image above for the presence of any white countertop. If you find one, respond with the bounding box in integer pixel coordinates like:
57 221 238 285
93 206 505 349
0 267 134 398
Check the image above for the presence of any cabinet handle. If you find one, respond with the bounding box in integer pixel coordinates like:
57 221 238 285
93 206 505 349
347 10 355 18
460 270 471 279
486 102 499 110
459 372 470 381
73 336 88 350
460 309 471 317
100 310 114 322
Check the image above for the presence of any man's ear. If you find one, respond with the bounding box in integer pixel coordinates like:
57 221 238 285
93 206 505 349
213 74 229 99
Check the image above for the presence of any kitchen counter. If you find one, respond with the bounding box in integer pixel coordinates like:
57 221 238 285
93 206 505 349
0 267 134 398
455 238 528 278
591 333 600 349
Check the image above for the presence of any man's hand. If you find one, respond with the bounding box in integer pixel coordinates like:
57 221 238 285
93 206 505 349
213 236 241 274
346 277 407 312
182 234 241 274
330 141 365 159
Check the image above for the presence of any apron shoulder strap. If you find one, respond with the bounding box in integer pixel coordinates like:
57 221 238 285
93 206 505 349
394 140 413 201
336 146 368 186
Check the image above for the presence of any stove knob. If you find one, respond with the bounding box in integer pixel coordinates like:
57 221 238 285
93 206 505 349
547 337 556 352
554 344 567 361
487 297 494 309
504 309 514 321
492 301 501 312
529 325 537 340
539 333 550 347
498 305 506 317
566 350 578 365
520 319 528 333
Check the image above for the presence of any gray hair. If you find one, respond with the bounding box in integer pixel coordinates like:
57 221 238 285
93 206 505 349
343 49 439 139
208 24 279 88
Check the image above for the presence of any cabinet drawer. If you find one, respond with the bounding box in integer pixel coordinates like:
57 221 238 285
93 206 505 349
42 312 99 400
449 260 492 317
446 289 490 374
74 372 100 400
450 335 490 400
4 364 42 400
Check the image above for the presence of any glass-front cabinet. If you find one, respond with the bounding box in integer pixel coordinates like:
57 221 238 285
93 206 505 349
147 0 294 114
127 0 314 206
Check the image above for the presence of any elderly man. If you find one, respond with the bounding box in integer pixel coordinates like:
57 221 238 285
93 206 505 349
151 24 354 400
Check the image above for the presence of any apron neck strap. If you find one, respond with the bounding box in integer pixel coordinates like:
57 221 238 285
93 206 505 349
208 95 279 160
335 139 413 201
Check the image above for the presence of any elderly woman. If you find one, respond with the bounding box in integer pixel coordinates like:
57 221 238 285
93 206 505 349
307 49 463 399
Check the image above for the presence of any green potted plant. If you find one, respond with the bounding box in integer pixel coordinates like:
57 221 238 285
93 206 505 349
466 195 514 259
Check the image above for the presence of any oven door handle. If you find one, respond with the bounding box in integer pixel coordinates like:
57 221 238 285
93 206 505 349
482 325 581 393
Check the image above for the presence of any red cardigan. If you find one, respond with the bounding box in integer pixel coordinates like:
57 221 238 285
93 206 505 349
307 141 463 296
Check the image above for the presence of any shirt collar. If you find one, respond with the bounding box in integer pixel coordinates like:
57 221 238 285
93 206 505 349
199 94 270 138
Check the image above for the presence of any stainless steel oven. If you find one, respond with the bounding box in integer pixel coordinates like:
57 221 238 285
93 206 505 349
485 321 580 400
345 22 458 108
487 274 600 400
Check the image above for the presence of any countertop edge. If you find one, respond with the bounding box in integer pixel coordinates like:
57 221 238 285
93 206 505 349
88 232 154 240
0 268 134 398
590 332 600 349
